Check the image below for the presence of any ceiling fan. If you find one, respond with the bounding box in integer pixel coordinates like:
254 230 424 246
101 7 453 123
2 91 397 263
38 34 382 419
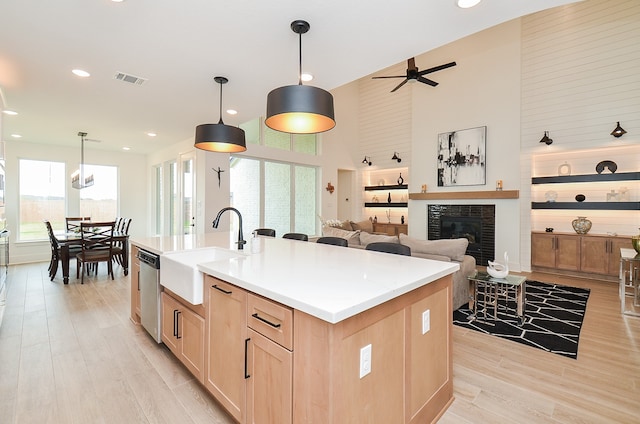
372 58 457 93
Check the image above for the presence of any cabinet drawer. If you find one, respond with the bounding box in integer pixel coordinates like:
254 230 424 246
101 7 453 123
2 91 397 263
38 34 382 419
247 294 293 351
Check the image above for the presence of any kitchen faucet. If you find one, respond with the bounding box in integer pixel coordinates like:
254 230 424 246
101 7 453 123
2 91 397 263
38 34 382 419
212 207 246 250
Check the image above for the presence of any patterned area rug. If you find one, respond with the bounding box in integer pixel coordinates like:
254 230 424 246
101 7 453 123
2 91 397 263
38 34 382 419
453 280 590 359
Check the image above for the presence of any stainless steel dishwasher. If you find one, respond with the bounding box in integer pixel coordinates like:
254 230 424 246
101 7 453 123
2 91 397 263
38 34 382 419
138 249 162 343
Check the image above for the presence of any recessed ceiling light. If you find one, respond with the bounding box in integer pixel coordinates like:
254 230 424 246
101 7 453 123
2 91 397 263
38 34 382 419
226 109 238 115
456 0 482 8
111 0 125 2
11 134 22 138
147 132 157 137
2 110 18 116
301 73 313 82
72 69 91 77
122 146 131 150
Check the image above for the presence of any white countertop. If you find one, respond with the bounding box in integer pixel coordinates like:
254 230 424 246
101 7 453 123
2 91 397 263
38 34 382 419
131 232 459 324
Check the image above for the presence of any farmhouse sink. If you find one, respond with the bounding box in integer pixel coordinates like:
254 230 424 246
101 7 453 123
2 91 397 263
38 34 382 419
160 248 243 304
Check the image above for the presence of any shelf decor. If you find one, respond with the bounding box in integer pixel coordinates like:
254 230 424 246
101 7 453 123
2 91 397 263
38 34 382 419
437 126 486 187
572 217 592 234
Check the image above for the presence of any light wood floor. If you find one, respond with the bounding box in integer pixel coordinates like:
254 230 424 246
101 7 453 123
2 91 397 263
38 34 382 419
0 263 638 423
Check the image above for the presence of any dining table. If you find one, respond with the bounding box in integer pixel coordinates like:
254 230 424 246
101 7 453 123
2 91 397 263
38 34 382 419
54 230 129 284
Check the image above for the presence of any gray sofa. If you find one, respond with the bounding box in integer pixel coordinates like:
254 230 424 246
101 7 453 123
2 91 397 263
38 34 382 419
317 223 476 310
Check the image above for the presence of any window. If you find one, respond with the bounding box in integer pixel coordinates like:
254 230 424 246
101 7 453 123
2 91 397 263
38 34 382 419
19 159 66 240
230 157 318 237
79 164 118 221
239 117 317 154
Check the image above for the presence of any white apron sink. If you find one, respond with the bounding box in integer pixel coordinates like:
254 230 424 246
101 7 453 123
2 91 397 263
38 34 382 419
160 248 243 304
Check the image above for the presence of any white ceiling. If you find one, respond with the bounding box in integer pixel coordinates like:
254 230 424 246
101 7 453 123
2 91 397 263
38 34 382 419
0 0 579 154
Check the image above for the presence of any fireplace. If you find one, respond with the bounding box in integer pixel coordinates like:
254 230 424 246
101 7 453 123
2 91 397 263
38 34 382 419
427 205 495 266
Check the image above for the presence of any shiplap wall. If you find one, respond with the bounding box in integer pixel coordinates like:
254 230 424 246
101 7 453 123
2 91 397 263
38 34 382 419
520 0 640 270
356 62 412 221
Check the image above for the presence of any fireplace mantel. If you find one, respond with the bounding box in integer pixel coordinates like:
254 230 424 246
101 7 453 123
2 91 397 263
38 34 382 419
409 190 519 200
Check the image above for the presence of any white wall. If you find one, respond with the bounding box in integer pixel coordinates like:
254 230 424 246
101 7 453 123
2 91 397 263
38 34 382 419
519 0 640 270
5 140 147 263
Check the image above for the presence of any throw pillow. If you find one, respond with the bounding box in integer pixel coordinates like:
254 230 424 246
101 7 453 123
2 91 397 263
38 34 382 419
321 226 361 245
338 221 354 231
359 231 399 246
399 234 468 262
350 219 373 233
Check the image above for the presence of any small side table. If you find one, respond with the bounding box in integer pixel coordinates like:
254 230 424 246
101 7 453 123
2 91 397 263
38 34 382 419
619 248 640 317
467 271 527 325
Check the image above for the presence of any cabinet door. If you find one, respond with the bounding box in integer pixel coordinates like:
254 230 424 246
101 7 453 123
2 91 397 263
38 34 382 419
555 235 580 271
580 235 608 274
180 307 205 382
130 245 141 323
246 329 292 424
206 277 247 423
161 292 180 353
531 233 556 268
608 237 632 276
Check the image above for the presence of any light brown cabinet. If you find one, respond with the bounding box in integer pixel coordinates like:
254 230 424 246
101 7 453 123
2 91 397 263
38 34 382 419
130 244 141 324
205 277 247 423
161 291 205 382
580 235 632 276
205 276 294 424
532 232 632 278
531 232 580 271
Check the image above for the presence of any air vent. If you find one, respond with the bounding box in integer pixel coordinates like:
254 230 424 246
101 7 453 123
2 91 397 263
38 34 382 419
114 72 147 86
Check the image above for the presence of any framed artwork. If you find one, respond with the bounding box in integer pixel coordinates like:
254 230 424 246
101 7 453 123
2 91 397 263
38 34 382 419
437 126 486 187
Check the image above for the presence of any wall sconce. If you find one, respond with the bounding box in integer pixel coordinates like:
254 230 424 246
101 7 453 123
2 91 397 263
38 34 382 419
539 131 553 145
362 156 372 166
610 121 627 138
391 152 402 163
325 182 334 194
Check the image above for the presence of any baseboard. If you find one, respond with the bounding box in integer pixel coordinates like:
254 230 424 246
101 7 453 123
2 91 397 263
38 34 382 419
531 266 617 283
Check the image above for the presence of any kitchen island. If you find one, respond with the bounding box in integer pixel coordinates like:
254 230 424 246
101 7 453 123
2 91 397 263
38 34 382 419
130 232 459 424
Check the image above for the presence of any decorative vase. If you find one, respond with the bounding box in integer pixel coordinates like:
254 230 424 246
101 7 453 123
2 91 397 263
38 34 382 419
387 192 391 203
571 216 592 234
397 173 404 185
632 228 640 254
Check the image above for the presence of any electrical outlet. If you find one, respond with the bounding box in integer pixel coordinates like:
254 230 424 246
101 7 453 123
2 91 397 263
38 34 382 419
422 309 430 334
359 344 372 378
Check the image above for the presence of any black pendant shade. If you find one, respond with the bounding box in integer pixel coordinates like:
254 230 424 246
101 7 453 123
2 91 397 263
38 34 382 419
195 76 246 153
265 20 335 134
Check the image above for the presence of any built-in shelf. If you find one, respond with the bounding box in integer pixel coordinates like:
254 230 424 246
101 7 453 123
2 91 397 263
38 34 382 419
531 201 640 210
531 172 639 184
365 202 408 208
364 184 408 191
409 190 519 200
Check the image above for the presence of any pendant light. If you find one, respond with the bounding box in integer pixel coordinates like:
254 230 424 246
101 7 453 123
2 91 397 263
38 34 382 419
71 132 95 189
265 20 335 134
195 76 246 153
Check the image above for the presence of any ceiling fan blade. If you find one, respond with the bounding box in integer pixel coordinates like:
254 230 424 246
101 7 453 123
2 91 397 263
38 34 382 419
407 57 417 71
372 75 406 79
418 61 457 76
417 76 438 87
390 79 409 93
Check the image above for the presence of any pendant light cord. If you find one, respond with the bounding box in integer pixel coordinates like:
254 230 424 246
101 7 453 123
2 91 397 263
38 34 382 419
218 80 224 125
298 30 303 85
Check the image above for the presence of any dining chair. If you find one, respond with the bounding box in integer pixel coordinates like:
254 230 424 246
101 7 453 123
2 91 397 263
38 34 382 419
66 216 91 232
283 232 308 241
254 228 276 237
365 242 411 256
113 218 132 266
76 221 117 283
44 220 61 281
316 236 348 247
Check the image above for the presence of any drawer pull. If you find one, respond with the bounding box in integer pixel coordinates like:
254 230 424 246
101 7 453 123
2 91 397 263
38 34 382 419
251 313 281 328
173 309 179 338
175 310 182 339
244 338 251 379
212 284 232 294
